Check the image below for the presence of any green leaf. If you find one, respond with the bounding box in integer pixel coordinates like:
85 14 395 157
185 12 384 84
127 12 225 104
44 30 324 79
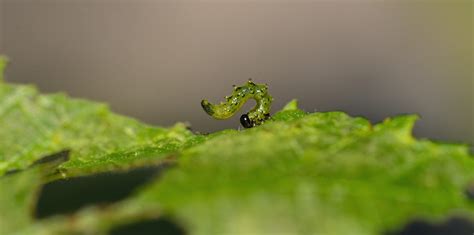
0 83 195 177
135 111 474 235
0 58 473 234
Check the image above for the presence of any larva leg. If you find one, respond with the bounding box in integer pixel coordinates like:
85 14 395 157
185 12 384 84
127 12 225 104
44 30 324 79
201 80 273 128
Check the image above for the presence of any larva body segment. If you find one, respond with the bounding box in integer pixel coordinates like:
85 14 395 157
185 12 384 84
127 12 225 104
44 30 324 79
201 80 273 128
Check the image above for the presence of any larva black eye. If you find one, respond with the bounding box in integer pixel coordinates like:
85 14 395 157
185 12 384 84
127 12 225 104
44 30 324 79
240 114 253 128
264 113 271 120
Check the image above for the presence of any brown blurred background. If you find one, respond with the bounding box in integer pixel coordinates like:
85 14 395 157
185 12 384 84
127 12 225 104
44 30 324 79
0 0 472 144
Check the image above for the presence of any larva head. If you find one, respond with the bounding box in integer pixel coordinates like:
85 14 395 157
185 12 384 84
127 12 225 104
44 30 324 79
240 113 254 128
200 99 214 116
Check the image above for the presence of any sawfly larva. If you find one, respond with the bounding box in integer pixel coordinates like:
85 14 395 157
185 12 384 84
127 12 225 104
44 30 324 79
201 79 273 128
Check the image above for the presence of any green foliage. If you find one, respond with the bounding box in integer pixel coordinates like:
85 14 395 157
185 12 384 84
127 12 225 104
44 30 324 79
0 60 473 234
0 82 194 177
138 112 473 235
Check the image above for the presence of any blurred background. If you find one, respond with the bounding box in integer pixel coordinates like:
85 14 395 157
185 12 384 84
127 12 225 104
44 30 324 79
0 0 472 144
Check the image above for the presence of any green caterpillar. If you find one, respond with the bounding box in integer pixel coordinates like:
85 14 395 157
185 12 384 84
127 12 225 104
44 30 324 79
201 80 273 128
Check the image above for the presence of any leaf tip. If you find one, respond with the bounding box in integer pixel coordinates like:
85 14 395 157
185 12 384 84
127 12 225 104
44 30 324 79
281 99 299 111
375 114 419 143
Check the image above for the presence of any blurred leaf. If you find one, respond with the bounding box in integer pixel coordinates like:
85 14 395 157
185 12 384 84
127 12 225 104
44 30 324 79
0 59 473 234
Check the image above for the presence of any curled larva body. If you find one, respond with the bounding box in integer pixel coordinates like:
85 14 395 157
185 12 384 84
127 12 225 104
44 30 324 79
201 80 273 128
